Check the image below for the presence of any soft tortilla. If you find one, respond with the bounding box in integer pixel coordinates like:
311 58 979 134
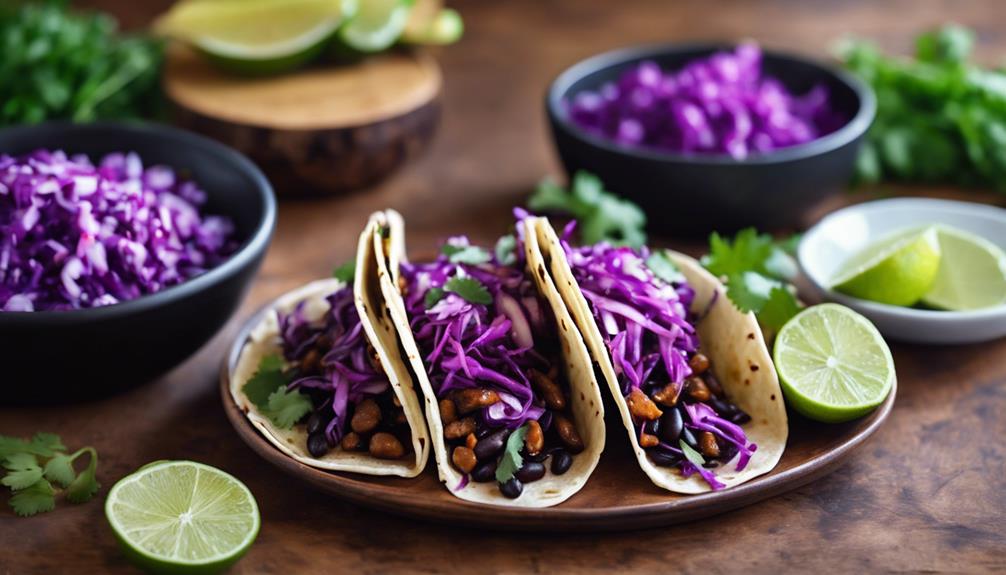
529 217 788 493
228 220 430 477
370 209 606 507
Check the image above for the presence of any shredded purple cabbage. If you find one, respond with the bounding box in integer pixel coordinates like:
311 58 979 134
0 150 236 311
566 43 846 159
278 286 390 445
401 236 553 432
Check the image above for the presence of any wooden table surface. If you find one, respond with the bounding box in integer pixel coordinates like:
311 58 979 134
4 0 1006 573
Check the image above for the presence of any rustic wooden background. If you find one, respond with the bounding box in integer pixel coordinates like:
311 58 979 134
3 0 1006 573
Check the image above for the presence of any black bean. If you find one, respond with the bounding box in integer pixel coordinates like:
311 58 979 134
731 409 751 425
550 449 573 475
708 397 736 417
475 422 494 439
703 372 724 397
681 427 699 450
306 411 328 435
659 409 683 444
643 417 661 437
471 460 497 483
515 462 546 483
499 477 524 499
474 429 508 460
719 442 738 463
307 432 330 458
648 448 682 467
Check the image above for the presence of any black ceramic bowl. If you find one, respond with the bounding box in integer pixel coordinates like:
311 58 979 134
546 43 876 234
0 122 275 404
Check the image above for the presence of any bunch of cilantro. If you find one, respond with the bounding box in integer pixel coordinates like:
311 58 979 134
0 1 162 125
1 433 99 516
839 25 1006 191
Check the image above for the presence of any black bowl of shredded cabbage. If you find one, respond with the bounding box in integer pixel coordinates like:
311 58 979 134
0 122 275 404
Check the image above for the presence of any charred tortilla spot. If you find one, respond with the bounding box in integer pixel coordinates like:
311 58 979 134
745 379 750 385
750 363 759 371
537 264 546 280
747 332 755 340
770 394 776 400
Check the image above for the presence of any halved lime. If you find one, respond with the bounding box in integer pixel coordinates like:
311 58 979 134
402 5 463 46
830 226 941 306
338 0 414 53
154 0 353 75
105 461 260 575
774 304 895 423
921 226 1006 311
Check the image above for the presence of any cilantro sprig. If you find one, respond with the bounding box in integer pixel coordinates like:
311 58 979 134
495 424 530 483
0 433 100 517
243 354 312 429
442 244 491 265
529 171 647 248
444 276 492 305
332 260 356 283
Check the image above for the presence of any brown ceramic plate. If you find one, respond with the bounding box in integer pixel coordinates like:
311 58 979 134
221 303 896 532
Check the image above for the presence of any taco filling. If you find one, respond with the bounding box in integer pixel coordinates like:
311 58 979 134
399 237 585 499
559 234 756 490
268 285 414 461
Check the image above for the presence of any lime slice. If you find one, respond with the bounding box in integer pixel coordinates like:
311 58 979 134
155 0 353 75
921 226 1006 311
338 0 414 53
105 461 260 575
774 304 895 423
403 6 464 45
830 226 941 306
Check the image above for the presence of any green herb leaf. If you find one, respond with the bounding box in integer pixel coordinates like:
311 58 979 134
43 453 77 488
263 389 313 429
646 250 685 284
495 424 530 483
757 286 802 336
528 171 647 247
0 433 64 458
242 354 289 409
424 287 445 309
702 229 775 279
725 272 778 314
494 234 517 266
444 276 492 305
680 440 706 467
332 260 356 283
2 453 43 490
9 479 56 517
65 448 99 504
442 244 491 265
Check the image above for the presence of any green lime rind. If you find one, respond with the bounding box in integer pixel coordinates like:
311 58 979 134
335 0 413 54
830 226 942 307
105 461 260 575
197 35 332 75
774 304 895 423
401 8 464 45
920 225 1006 311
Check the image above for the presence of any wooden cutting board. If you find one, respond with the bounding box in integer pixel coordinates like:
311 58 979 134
164 45 442 195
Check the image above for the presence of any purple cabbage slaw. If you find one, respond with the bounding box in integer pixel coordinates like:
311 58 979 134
401 236 555 433
558 222 756 489
566 43 846 160
0 150 236 311
278 285 391 446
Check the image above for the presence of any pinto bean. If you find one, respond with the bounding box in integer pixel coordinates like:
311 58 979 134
689 353 710 375
444 417 476 440
639 432 659 448
465 433 478 450
369 433 404 459
699 431 721 458
553 414 584 453
351 399 382 434
626 388 663 421
452 446 477 473
686 377 712 402
530 369 566 410
524 420 544 456
439 398 458 424
452 388 500 414
340 432 361 451
651 382 681 407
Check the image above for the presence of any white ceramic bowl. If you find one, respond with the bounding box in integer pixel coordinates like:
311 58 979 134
799 198 1006 344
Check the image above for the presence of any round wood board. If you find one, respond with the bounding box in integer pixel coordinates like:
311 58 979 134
164 46 442 195
221 301 896 532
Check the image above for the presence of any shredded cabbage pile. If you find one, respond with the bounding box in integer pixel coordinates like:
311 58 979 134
567 43 845 159
0 150 236 311
279 286 390 445
401 237 554 431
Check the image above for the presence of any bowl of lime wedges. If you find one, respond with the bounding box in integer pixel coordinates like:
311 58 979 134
799 198 1006 344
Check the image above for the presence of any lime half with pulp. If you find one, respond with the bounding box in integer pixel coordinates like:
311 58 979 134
155 0 353 75
338 0 414 53
774 304 895 423
921 225 1006 311
105 461 260 575
830 226 942 307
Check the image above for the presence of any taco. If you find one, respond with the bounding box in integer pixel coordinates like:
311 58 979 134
528 217 787 492
370 210 605 507
229 219 429 477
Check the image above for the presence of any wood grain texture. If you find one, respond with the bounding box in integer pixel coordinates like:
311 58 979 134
3 0 1006 572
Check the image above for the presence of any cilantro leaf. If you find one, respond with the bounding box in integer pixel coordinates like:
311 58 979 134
494 234 517 266
680 440 706 467
43 453 77 488
30 433 65 455
442 244 491 265
444 276 492 305
0 433 63 458
3 453 43 490
65 448 99 504
9 479 55 517
757 286 802 336
495 424 530 483
725 272 777 314
702 228 776 279
243 354 289 409
528 171 647 248
424 287 445 309
646 250 685 284
263 389 313 429
333 260 356 283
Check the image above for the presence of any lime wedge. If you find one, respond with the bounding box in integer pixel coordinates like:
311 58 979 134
921 226 1006 311
830 226 941 306
774 304 895 423
105 461 260 574
338 0 413 53
155 0 353 74
403 6 464 45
